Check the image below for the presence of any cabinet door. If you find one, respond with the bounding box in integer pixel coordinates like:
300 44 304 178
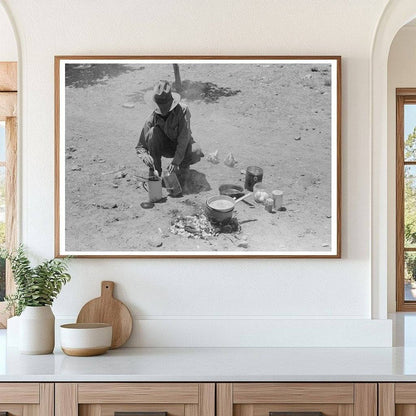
379 383 416 416
217 383 377 416
0 383 53 416
56 383 215 416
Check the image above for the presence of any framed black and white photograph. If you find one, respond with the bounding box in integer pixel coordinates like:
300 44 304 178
55 56 341 258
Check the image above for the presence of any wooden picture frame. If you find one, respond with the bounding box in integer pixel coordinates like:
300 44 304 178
396 88 416 311
55 56 341 258
0 61 17 327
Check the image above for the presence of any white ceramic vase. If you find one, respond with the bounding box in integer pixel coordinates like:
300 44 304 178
19 306 55 354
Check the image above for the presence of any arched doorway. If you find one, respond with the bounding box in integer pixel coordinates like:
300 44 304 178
371 0 416 319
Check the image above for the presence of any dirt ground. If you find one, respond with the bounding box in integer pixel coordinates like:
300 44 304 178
64 62 333 253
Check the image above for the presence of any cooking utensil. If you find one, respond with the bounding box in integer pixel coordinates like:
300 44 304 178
162 170 182 197
206 195 234 222
234 193 252 205
242 199 255 208
207 195 235 213
60 323 112 357
206 202 233 222
206 193 252 222
76 281 133 349
219 184 244 199
142 175 163 202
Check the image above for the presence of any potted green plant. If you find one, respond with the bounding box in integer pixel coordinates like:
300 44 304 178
1 246 71 354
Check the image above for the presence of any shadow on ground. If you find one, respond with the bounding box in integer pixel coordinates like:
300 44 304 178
178 80 241 103
128 79 241 105
66 64 144 88
180 169 211 195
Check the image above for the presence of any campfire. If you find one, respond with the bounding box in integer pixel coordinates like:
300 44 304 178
170 213 240 239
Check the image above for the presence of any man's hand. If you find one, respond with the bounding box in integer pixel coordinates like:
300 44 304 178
140 153 154 168
167 163 178 174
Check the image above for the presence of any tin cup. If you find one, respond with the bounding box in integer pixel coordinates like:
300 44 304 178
265 198 274 213
272 190 283 210
143 176 163 202
244 166 263 191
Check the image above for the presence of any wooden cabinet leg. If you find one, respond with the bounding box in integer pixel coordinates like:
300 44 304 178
199 384 215 416
217 384 233 416
379 384 395 416
354 384 377 416
56 383 78 416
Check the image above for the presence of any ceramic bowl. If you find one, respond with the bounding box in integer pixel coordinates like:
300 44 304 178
60 323 112 357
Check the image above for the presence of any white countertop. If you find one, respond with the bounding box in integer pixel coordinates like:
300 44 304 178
2 327 416 382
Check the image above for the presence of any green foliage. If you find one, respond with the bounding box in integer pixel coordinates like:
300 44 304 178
405 169 416 246
406 126 416 161
404 128 416 246
0 245 71 316
405 254 416 282
404 127 416 281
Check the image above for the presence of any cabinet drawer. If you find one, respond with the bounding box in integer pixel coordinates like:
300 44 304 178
0 383 39 404
56 383 215 416
0 383 53 416
78 383 200 404
217 383 376 416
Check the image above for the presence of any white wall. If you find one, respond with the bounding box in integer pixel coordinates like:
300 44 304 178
387 25 416 312
0 0 393 346
0 3 17 61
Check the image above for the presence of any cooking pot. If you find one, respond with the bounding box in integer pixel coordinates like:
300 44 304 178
206 193 252 222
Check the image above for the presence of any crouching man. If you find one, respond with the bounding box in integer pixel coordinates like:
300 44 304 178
136 80 204 177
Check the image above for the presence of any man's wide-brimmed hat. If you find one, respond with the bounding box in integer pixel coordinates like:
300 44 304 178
144 80 181 114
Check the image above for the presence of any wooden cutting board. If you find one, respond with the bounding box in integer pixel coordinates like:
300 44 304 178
76 281 133 349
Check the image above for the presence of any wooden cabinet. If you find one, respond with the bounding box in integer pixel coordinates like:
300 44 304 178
55 383 215 416
0 383 53 416
379 383 416 416
0 381 386 416
217 383 377 416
